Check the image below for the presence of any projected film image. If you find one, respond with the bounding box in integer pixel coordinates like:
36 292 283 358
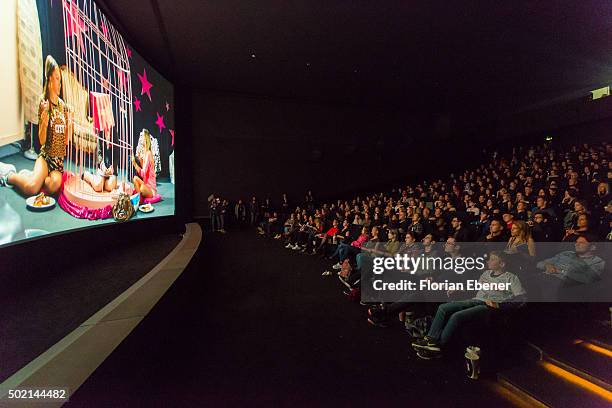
0 0 175 247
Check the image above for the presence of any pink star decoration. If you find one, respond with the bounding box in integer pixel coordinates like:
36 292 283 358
134 98 141 111
155 112 166 133
169 129 175 146
137 68 153 101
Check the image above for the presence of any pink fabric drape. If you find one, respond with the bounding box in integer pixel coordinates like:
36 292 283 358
90 92 115 145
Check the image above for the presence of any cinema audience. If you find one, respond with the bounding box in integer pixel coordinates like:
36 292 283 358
212 140 609 361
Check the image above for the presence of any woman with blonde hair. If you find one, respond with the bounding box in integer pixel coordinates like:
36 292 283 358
131 129 157 199
506 220 536 257
0 55 73 195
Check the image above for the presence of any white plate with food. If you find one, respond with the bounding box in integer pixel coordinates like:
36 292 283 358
26 193 56 211
139 203 155 213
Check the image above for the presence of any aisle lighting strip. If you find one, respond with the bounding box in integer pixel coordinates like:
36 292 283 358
573 339 612 359
540 362 612 402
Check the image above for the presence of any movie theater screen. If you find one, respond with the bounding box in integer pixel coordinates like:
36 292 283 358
0 0 175 247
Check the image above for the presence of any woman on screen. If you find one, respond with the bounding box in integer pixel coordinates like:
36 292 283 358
82 132 118 193
131 129 157 199
0 55 73 196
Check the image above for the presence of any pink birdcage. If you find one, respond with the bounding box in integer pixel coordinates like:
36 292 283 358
59 0 135 218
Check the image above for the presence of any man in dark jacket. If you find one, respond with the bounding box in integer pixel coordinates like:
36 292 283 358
478 219 508 242
451 216 471 242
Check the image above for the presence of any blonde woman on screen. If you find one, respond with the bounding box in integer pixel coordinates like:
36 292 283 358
131 129 157 199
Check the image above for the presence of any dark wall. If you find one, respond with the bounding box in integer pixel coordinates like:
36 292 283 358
189 87 612 218
189 91 433 216
174 86 193 223
492 93 612 144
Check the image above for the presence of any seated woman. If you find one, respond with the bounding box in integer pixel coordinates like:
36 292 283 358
82 134 117 193
331 226 370 269
131 129 157 199
0 56 73 196
321 219 351 257
563 199 589 230
412 251 526 359
354 226 385 271
504 220 536 266
562 214 592 242
344 228 400 287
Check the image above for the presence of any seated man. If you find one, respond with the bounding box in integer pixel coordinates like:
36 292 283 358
478 218 508 242
529 211 553 242
536 234 604 284
412 251 526 359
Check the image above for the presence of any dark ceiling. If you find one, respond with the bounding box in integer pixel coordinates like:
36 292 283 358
99 0 612 115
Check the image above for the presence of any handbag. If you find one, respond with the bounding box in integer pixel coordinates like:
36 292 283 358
339 259 352 279
112 192 134 222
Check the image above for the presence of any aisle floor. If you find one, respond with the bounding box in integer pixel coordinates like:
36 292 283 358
67 227 515 407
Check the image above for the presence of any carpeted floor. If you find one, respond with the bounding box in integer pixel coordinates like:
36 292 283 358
0 232 182 383
66 226 516 407
0 152 175 246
